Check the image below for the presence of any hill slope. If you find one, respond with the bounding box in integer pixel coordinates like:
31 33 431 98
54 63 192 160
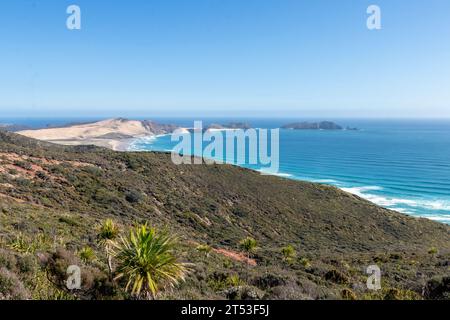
0 130 449 300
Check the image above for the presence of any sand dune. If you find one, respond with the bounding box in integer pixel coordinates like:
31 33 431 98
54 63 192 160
18 118 175 151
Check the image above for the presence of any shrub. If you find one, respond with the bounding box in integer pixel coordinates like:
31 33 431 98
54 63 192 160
8 233 52 254
324 269 349 285
428 247 439 255
207 272 229 291
8 233 32 254
13 160 32 170
299 257 311 268
223 285 263 300
227 274 244 287
78 246 96 263
16 254 38 274
383 288 421 300
59 216 79 227
42 248 113 299
42 248 79 287
208 273 245 291
423 276 450 300
93 188 119 205
83 166 102 177
125 190 143 204
0 267 30 300
36 171 49 180
123 156 140 170
253 273 287 290
15 178 31 187
281 245 296 263
232 206 248 217
196 244 212 257
239 237 257 257
48 165 66 175
341 288 357 300
0 249 17 272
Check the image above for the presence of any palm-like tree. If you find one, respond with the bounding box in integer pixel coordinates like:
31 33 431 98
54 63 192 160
97 219 119 276
239 237 257 260
113 224 189 299
239 237 257 282
281 245 296 264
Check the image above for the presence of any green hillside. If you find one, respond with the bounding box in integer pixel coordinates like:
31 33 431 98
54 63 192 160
0 131 448 300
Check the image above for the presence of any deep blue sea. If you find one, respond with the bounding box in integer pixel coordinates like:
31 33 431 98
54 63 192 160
3 117 450 224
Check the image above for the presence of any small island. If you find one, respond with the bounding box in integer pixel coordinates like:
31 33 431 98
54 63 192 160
282 121 357 131
206 122 252 130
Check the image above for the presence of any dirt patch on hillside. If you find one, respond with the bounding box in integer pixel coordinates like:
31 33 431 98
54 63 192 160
213 248 257 266
0 152 94 181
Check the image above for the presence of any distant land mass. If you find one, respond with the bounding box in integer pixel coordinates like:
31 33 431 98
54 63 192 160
282 121 357 130
17 118 179 151
12 119 360 153
206 122 252 130
0 123 32 132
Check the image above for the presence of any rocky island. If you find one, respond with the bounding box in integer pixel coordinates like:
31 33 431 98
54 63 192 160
206 122 252 130
282 121 357 130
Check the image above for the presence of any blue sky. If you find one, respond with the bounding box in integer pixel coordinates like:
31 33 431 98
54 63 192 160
0 0 449 118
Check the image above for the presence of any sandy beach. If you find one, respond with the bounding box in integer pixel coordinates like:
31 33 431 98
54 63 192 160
17 118 174 151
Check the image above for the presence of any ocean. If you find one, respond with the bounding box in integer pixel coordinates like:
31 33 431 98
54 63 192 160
129 118 450 225
3 117 450 224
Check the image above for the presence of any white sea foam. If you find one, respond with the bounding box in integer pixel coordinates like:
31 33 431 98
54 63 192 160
274 173 293 177
305 178 339 184
127 134 171 151
423 215 450 222
256 169 293 177
342 186 383 193
342 186 450 213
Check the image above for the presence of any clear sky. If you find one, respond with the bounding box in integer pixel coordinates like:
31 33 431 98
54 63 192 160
0 0 449 118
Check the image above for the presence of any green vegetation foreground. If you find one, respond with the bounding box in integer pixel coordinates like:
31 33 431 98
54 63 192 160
0 131 449 300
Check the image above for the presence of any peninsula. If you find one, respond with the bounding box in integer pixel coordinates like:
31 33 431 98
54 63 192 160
17 118 178 151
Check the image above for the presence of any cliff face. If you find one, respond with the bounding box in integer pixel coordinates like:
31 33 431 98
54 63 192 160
0 131 449 300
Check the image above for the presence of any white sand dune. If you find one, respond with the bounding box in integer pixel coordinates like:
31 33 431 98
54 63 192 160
18 118 169 151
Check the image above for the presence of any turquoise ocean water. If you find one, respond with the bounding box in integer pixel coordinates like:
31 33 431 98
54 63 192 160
128 119 450 224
